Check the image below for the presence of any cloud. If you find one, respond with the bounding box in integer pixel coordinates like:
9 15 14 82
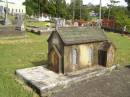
7 0 25 5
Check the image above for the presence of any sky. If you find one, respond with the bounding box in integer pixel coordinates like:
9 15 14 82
66 0 127 6
5 0 127 6
6 0 25 5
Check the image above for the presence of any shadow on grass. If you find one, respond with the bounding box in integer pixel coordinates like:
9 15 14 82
31 59 48 67
30 30 40 35
125 65 130 69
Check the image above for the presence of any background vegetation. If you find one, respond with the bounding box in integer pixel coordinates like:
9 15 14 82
23 0 130 29
0 32 48 97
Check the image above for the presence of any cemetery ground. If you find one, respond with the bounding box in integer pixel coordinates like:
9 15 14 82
25 21 53 27
0 31 130 97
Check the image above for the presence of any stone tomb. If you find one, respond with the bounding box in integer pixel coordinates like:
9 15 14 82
16 66 109 97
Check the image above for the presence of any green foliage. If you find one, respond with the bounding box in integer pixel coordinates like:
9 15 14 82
23 0 70 19
23 0 39 16
22 0 96 20
70 0 94 20
47 0 70 18
102 0 130 31
125 0 130 12
39 0 49 13
81 7 89 20
74 0 83 19
113 7 130 25
69 0 83 19
23 0 130 26
23 0 49 16
112 7 130 31
48 0 57 17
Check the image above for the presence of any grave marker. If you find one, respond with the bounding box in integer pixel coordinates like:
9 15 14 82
15 15 25 31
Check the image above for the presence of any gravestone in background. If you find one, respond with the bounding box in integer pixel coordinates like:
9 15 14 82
0 6 3 24
73 22 79 27
56 18 65 29
15 15 25 31
3 7 11 25
0 6 4 18
0 14 25 37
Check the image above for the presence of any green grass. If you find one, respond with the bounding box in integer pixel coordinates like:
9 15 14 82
0 32 48 97
0 31 130 97
25 21 54 27
8 15 15 22
106 32 130 65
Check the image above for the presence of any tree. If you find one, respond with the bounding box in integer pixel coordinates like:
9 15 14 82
24 0 69 18
105 5 130 31
39 0 49 14
48 0 57 17
23 0 39 16
23 0 49 16
107 0 120 20
70 0 83 20
125 0 130 11
48 0 69 18
113 6 130 32
81 7 89 20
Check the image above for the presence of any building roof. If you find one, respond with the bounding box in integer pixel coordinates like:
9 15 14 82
56 27 108 45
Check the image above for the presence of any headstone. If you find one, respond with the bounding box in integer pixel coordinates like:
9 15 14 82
73 22 78 27
3 7 11 25
0 6 4 17
56 18 65 28
15 15 25 31
123 25 127 32
30 15 34 19
38 13 50 22
0 6 4 24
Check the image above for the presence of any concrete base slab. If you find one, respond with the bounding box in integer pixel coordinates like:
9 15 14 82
16 66 111 97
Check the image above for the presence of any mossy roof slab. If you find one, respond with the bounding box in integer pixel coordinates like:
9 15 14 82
57 27 107 45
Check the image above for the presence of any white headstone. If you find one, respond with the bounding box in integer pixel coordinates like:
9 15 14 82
56 18 65 28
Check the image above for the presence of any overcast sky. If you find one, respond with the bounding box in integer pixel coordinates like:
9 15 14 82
6 0 127 6
66 0 127 6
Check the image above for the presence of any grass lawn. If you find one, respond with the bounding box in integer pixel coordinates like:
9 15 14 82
0 32 48 97
106 32 130 65
0 31 130 97
25 21 54 27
